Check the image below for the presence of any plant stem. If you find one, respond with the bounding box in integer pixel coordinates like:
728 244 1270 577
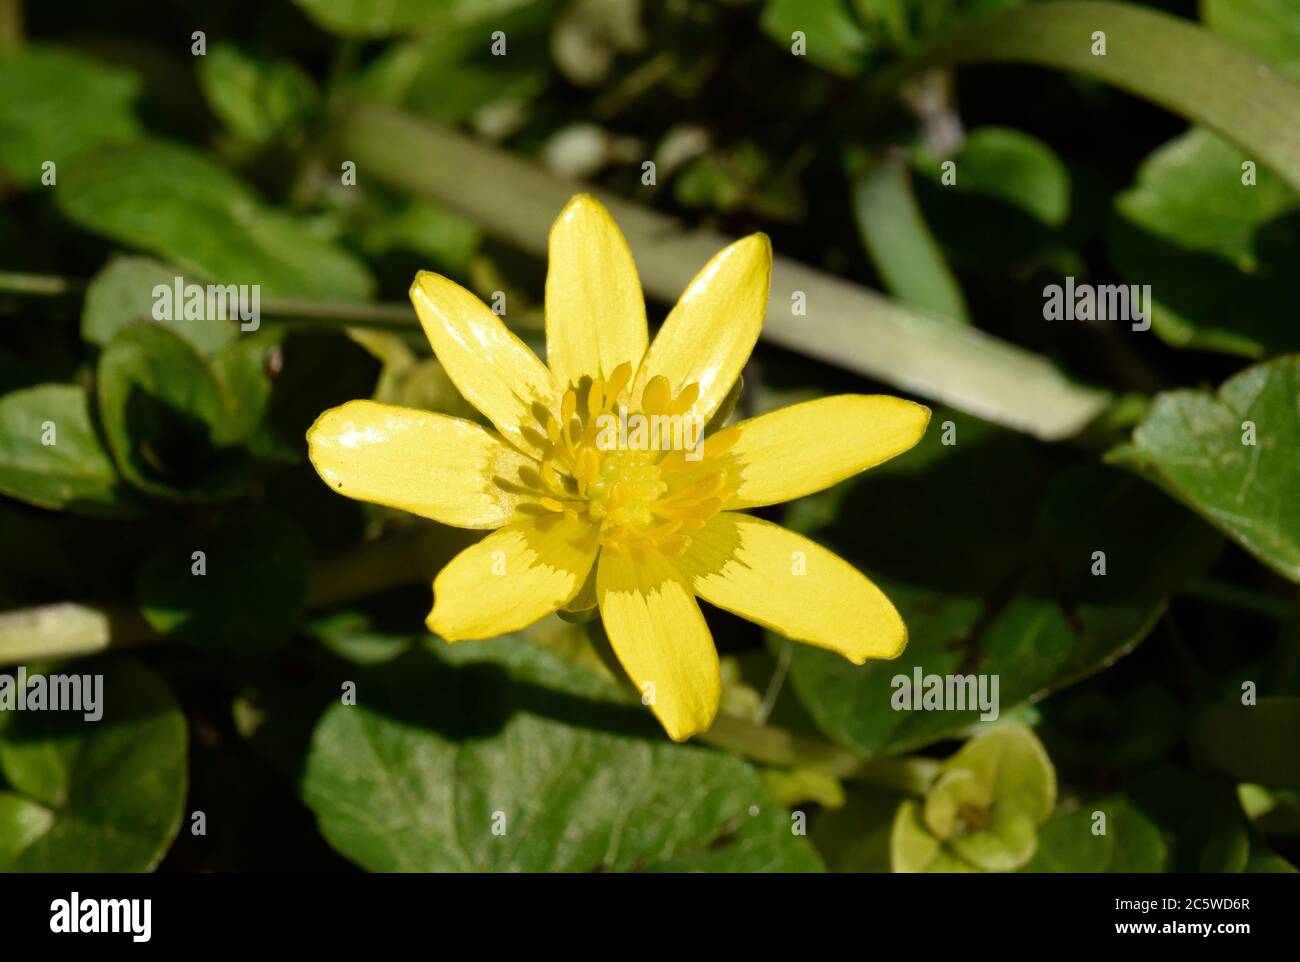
0 271 420 329
0 531 436 667
0 0 22 54
1179 579 1297 622
904 0 1300 194
333 103 1112 441
0 603 153 664
702 714 940 795
0 271 81 297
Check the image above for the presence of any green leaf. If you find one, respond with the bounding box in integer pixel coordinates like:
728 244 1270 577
304 608 413 665
0 658 186 871
916 126 1070 226
784 421 1221 756
136 506 311 657
0 384 141 516
1040 684 1180 772
1107 355 1300 582
97 322 248 499
292 0 540 37
356 17 548 123
197 44 318 146
82 256 236 356
1109 128 1300 356
1190 697 1300 788
0 46 140 187
912 126 1072 271
851 151 969 323
58 140 374 299
1128 766 1250 872
809 784 899 871
892 725 1055 872
1025 796 1166 872
760 0 870 76
357 196 481 276
301 638 823 871
917 1 1300 197
1203 0 1300 81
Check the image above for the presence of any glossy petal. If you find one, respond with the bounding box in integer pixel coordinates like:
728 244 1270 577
307 400 531 529
409 271 554 454
428 515 600 640
545 194 648 389
676 512 907 663
633 234 771 422
597 545 720 741
728 395 930 508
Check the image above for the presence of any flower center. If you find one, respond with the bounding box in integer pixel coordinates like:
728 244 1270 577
515 361 737 554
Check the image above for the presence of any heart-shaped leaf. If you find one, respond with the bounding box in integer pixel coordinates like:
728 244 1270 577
1109 129 1300 356
1107 355 1300 582
97 322 248 499
0 658 187 871
301 637 823 871
0 383 142 517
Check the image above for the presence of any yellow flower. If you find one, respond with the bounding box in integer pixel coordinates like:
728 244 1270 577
307 194 929 741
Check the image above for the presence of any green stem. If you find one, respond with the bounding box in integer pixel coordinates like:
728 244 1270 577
702 714 940 795
333 102 1112 441
0 271 81 297
0 0 22 54
262 296 416 328
0 531 435 667
1179 579 1297 622
0 271 419 329
904 0 1300 194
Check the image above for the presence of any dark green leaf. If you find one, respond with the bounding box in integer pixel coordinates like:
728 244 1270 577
784 418 1221 756
1191 697 1300 788
136 505 311 657
82 256 236 356
301 638 823 871
1025 796 1166 872
197 44 318 145
0 658 186 871
1107 355 1300 582
58 141 374 299
0 384 141 516
0 46 140 187
1109 129 1300 356
97 322 247 499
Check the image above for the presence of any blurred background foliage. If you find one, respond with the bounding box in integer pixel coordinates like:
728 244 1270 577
0 0 1298 873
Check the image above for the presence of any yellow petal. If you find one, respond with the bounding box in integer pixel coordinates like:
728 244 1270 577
409 271 554 454
728 395 930 509
428 515 600 640
676 512 906 663
597 545 720 741
633 233 771 421
545 194 649 389
307 400 530 529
